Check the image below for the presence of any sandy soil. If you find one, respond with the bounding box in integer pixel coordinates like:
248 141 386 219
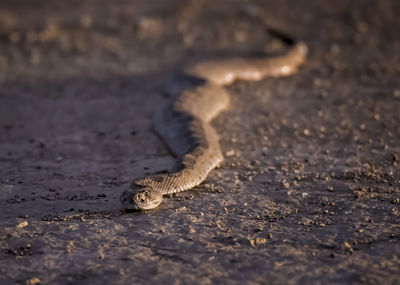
0 1 399 284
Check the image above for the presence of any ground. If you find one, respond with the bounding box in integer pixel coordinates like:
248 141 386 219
0 1 399 284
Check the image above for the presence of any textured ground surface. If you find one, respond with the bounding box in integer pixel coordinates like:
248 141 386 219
0 1 399 284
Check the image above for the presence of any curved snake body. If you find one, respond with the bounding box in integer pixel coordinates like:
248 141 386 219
121 41 307 210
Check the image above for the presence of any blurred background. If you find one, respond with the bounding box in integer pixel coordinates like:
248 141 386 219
0 0 398 81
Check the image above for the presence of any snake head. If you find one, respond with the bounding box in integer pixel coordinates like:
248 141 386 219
120 185 163 211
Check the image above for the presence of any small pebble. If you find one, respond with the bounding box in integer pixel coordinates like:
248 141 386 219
16 221 28 229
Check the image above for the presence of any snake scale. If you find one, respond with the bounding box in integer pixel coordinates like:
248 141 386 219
121 33 308 210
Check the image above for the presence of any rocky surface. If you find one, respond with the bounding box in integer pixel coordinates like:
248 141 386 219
0 0 399 284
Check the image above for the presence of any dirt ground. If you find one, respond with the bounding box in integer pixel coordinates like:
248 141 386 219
0 1 399 284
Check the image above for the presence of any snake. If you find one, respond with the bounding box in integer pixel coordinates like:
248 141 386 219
121 32 308 210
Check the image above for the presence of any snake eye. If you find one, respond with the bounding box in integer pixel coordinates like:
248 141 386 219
137 193 147 203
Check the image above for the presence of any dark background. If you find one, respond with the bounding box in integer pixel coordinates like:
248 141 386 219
0 1 399 284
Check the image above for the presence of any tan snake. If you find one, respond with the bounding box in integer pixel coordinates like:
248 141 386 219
121 33 307 210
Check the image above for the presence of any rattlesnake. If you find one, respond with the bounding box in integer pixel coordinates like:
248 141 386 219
121 32 307 210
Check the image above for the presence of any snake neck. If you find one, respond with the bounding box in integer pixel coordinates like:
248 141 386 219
135 122 223 196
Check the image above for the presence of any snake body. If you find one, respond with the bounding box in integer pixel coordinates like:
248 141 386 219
121 39 308 210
